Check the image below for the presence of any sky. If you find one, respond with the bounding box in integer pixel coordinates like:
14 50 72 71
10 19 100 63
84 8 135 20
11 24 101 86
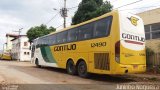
0 0 160 50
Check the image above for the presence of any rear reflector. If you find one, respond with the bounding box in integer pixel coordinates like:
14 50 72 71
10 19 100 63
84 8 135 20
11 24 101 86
124 40 144 45
115 41 120 63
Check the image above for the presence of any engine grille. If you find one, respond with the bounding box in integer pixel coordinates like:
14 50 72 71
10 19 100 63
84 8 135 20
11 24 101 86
94 53 110 70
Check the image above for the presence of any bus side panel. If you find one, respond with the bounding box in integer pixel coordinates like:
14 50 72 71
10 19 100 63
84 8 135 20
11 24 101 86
88 38 111 74
35 47 59 67
87 12 119 74
50 43 89 69
109 12 121 74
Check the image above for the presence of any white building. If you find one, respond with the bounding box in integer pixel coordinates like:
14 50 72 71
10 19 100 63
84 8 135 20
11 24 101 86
4 34 18 52
11 35 31 61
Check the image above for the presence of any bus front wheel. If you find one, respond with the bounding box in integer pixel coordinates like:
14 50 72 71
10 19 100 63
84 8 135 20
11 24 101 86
77 61 89 78
35 59 41 68
66 60 76 75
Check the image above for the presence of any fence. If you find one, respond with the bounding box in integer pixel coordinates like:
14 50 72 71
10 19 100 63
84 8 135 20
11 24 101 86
146 52 160 70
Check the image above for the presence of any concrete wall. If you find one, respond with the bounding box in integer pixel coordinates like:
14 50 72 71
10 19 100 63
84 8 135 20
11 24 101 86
137 8 160 25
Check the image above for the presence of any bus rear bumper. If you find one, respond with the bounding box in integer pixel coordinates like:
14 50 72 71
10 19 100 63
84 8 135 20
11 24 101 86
113 64 146 74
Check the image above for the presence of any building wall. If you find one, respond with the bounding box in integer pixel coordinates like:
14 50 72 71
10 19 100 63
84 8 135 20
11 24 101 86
20 36 31 61
12 38 19 60
137 8 160 53
138 8 160 25
11 36 31 61
5 36 15 51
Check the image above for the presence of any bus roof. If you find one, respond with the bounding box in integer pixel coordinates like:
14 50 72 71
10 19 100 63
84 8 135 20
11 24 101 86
37 10 118 39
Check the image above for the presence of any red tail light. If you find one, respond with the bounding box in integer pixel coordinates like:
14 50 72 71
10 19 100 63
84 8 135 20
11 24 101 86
115 41 120 63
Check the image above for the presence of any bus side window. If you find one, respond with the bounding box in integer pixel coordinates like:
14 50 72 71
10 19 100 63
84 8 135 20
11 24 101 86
57 33 61 43
50 34 56 45
31 45 35 58
68 28 78 42
78 23 93 40
62 31 68 43
94 16 112 38
36 39 41 48
57 31 68 44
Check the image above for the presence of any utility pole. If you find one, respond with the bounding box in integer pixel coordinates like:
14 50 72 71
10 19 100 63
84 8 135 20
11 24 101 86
14 28 23 61
64 0 66 28
60 0 67 28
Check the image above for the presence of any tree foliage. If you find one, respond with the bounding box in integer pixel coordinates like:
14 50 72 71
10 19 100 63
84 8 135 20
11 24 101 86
27 24 56 42
72 0 113 25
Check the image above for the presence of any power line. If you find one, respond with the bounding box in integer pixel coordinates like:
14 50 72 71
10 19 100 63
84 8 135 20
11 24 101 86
55 21 72 29
55 0 147 30
51 0 68 28
67 0 118 11
55 24 64 29
110 0 118 3
115 0 143 9
67 0 133 11
56 0 144 29
45 12 59 25
120 5 160 11
67 0 144 11
58 0 63 8
67 6 78 10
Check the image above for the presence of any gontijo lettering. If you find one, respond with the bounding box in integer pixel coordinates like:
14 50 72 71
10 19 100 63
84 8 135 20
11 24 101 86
122 33 145 42
54 44 76 51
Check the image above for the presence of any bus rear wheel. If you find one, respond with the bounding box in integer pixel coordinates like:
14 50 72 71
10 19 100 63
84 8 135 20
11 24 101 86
77 61 89 78
66 60 76 75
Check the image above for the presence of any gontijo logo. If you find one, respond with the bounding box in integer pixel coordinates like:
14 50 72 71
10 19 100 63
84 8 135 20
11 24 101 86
122 33 145 45
127 16 139 26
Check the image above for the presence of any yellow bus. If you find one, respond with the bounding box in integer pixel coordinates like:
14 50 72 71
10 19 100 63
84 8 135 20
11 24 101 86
0 52 11 60
31 10 146 77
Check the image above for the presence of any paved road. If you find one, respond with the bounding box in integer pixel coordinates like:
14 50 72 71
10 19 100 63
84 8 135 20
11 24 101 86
0 60 158 90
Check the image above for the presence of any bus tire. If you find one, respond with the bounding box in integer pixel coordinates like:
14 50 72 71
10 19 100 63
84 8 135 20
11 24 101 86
77 61 89 78
35 59 41 68
66 60 76 75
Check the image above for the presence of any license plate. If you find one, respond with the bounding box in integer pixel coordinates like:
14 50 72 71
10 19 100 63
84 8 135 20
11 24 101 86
133 65 138 69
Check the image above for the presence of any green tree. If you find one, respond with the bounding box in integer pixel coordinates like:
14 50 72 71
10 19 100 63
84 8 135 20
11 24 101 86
72 0 113 25
27 24 56 42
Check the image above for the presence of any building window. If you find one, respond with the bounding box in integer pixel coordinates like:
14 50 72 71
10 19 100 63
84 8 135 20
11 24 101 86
152 31 160 39
145 32 150 40
144 25 150 33
24 42 28 46
152 23 160 31
144 22 160 40
27 52 30 55
24 52 26 55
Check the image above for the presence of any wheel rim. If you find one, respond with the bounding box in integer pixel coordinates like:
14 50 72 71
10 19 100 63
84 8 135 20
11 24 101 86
79 63 86 74
68 63 74 73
